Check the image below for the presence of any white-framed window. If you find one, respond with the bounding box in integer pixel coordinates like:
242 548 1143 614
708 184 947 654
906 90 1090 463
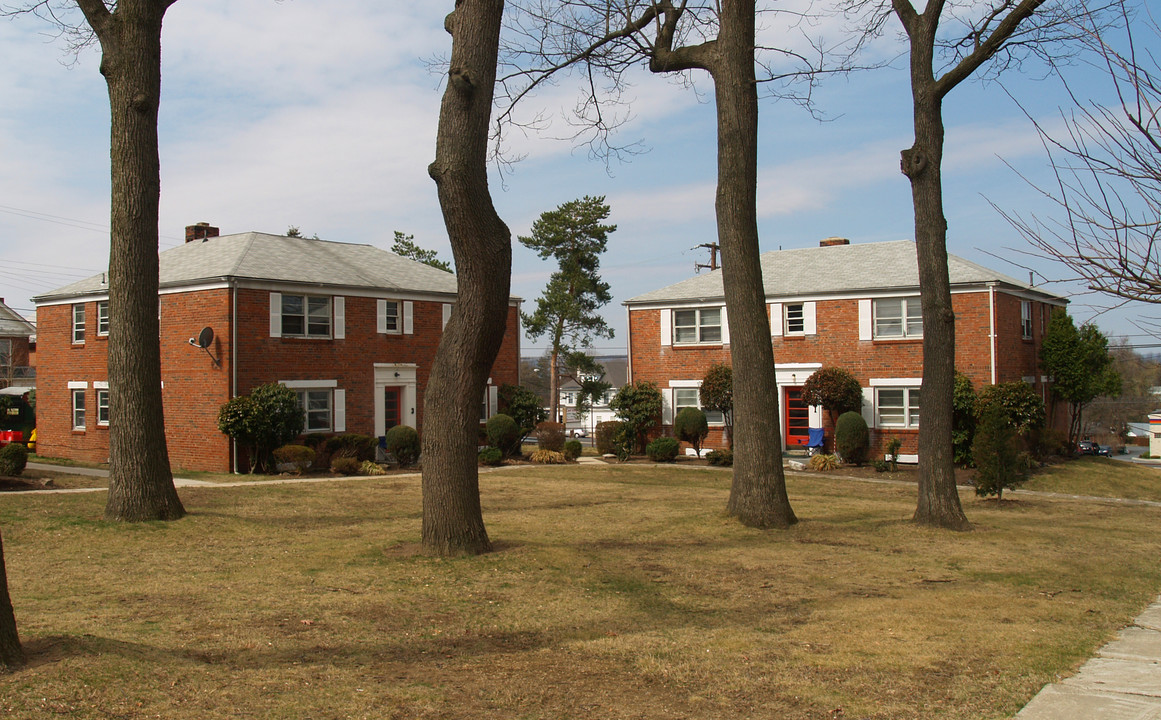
674 307 722 344
281 295 331 338
97 300 110 336
97 388 110 426
1021 300 1033 340
72 389 86 430
873 298 922 339
876 387 920 429
381 300 400 332
72 303 86 344
294 389 333 432
784 303 805 335
377 299 414 335
674 387 725 425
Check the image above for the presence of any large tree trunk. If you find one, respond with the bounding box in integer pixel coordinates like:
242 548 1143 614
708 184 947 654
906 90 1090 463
901 19 970 531
81 0 185 522
422 0 510 556
0 530 23 670
715 0 797 528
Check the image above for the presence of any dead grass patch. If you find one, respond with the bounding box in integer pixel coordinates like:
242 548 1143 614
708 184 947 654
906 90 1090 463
1022 456 1161 502
0 464 1157 719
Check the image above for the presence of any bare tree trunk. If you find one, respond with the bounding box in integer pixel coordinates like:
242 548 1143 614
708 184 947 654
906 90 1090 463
76 0 185 522
0 530 23 670
715 0 796 528
422 0 510 556
549 348 560 423
899 15 970 531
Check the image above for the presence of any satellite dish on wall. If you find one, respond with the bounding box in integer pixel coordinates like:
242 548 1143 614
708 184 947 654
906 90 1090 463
196 326 214 349
188 326 220 367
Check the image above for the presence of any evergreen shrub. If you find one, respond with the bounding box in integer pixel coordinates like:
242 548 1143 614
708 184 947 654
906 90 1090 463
673 407 709 454
536 421 566 452
385 425 421 467
563 439 583 461
646 437 680 462
0 443 28 477
835 411 869 465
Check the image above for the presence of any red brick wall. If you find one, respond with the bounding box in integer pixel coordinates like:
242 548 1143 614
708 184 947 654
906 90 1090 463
36 289 521 473
628 289 1063 457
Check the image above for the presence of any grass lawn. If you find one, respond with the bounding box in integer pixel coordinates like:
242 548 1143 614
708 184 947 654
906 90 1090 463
1022 456 1161 502
0 463 1158 719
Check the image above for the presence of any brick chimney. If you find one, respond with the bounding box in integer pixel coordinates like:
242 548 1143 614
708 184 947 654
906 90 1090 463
819 237 849 247
185 222 220 243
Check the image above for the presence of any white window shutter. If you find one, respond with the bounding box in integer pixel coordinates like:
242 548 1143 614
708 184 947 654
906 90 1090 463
488 385 498 418
376 299 387 334
334 389 346 432
861 386 875 427
858 299 873 341
803 301 817 335
769 303 783 337
269 292 282 338
403 301 414 335
720 306 730 345
333 297 345 339
442 303 452 329
662 389 674 425
660 309 672 346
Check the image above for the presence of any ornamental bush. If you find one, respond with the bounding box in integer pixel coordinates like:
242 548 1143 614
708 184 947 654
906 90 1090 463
705 448 733 467
385 425 420 467
499 384 548 436
272 444 315 474
330 456 360 475
609 380 663 453
835 411 869 465
478 447 504 466
802 367 863 444
646 437 680 462
0 443 28 477
217 383 305 473
673 407 709 454
594 421 623 455
972 404 1030 500
326 433 378 462
563 439 583 461
809 453 839 471
530 449 566 464
535 421 566 452
486 413 522 457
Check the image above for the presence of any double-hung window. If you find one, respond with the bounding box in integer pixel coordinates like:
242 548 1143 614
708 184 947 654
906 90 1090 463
294 389 333 432
874 298 922 339
72 303 86 344
72 389 86 430
97 301 110 336
97 388 110 426
381 300 400 333
877 387 920 429
784 303 805 335
281 295 331 338
674 387 724 424
674 307 722 344
1021 301 1033 340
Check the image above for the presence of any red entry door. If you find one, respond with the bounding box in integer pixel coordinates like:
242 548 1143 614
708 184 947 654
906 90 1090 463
384 387 401 430
784 387 809 447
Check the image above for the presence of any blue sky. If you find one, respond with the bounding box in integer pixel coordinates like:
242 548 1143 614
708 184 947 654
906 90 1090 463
0 1 1154 354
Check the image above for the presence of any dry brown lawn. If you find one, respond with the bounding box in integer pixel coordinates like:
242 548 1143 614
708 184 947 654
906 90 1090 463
0 462 1158 719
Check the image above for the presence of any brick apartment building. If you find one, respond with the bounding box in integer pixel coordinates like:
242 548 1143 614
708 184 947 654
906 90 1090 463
33 224 521 472
0 298 36 390
624 238 1067 460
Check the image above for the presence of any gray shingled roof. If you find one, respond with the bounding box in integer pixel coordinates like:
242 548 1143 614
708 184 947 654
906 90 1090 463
33 232 462 302
0 300 35 337
625 239 1065 304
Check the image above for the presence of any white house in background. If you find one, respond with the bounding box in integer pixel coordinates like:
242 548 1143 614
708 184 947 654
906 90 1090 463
558 356 628 436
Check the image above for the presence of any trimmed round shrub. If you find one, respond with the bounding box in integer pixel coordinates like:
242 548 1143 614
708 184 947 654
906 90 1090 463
530 449 566 464
835 411 869 465
595 421 623 455
486 414 521 457
0 443 28 477
535 421 566 452
330 456 360 475
563 439 583 461
478 447 504 466
272 444 315 474
673 407 709 454
646 437 680 462
385 425 421 467
705 448 733 466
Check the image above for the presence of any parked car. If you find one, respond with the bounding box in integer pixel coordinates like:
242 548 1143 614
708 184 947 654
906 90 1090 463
1077 440 1098 455
1096 445 1111 457
569 428 587 438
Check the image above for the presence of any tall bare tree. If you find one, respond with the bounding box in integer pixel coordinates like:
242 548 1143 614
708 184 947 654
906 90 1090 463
844 0 1111 530
6 0 186 521
498 0 836 527
422 0 511 555
995 2 1161 310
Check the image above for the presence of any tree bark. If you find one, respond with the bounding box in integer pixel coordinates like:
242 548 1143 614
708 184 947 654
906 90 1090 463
77 0 185 522
713 0 797 528
897 7 970 531
0 530 23 670
422 0 510 556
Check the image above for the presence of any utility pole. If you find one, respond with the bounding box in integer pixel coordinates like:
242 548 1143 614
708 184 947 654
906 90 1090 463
693 242 719 273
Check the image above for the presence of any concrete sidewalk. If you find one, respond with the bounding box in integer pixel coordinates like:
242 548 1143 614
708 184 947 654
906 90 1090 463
1016 597 1161 718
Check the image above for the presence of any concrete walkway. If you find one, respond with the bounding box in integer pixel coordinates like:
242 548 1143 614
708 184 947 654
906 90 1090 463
1016 597 1161 718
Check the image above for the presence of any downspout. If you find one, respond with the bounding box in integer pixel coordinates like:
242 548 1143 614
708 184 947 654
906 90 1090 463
625 304 633 383
988 283 997 386
231 282 239 474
